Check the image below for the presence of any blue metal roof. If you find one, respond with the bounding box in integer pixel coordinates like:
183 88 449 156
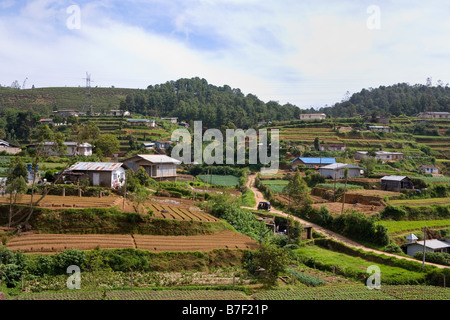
290 157 336 164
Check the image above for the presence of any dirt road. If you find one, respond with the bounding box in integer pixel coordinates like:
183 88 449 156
244 173 449 269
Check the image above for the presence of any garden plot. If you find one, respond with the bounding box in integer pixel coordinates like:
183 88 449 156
6 230 259 253
0 195 123 209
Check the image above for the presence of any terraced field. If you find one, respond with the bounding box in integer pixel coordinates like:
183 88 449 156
147 201 220 222
0 195 122 208
6 230 259 253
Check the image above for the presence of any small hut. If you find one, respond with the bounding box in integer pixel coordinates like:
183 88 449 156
380 176 413 192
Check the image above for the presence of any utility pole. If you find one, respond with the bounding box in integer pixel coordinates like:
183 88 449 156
123 171 127 210
422 226 427 269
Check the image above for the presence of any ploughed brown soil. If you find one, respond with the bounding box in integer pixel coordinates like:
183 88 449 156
6 230 259 254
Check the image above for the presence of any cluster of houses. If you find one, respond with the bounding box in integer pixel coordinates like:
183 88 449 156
62 154 181 188
289 156 433 192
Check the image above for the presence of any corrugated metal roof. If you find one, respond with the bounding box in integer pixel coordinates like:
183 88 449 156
320 163 363 170
380 175 408 181
416 240 450 250
134 154 181 164
68 162 123 171
290 157 336 164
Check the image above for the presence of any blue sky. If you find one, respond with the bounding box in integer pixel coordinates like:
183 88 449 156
1 0 450 109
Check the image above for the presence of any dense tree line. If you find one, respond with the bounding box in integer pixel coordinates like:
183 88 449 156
321 81 450 118
0 108 41 143
119 77 301 128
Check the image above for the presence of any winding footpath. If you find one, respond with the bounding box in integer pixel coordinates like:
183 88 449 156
244 173 449 269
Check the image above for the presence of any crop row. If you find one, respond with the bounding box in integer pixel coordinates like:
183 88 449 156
148 202 220 222
252 285 450 300
15 290 250 300
6 230 259 253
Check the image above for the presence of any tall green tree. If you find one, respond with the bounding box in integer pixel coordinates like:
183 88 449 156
313 137 320 151
95 134 120 157
5 157 28 229
254 243 290 287
283 170 311 207
23 125 67 225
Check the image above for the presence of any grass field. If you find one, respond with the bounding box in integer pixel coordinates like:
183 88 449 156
411 176 450 184
197 175 240 187
316 183 364 190
377 219 450 235
294 245 426 284
261 180 289 193
388 198 450 206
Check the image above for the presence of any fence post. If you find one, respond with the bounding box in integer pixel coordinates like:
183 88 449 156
62 187 65 197
130 269 133 289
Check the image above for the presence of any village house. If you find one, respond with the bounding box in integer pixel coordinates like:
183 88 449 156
39 118 54 125
0 139 21 155
354 151 404 162
380 176 414 192
76 143 93 156
318 163 364 179
373 116 390 124
290 157 336 170
417 112 450 119
300 113 326 121
126 119 156 127
161 117 179 124
107 110 131 117
64 162 125 188
154 141 172 149
53 110 80 117
141 142 156 150
368 126 393 133
420 165 439 175
319 143 346 152
404 234 450 257
122 154 181 180
26 142 92 156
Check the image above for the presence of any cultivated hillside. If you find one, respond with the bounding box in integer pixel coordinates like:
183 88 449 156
0 86 143 114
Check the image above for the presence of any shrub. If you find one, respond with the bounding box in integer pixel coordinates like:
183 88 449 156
54 249 87 274
287 269 325 287
0 264 22 288
413 251 450 267
384 243 403 254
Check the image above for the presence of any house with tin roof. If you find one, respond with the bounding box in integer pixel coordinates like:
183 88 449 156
404 233 450 257
64 162 125 188
123 154 181 180
380 176 413 192
318 163 364 179
420 165 439 175
290 157 336 170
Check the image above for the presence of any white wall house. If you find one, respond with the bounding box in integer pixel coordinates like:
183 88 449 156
318 163 364 179
404 234 450 257
420 165 439 175
300 113 326 120
417 112 450 119
354 151 404 162
64 162 125 188
123 154 181 180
